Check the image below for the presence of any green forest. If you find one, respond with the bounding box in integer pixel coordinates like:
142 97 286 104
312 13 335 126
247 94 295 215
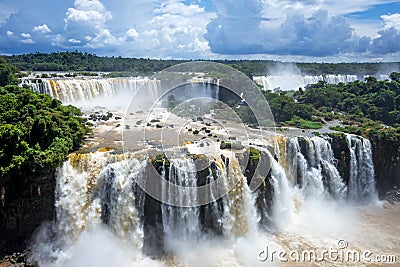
263 74 400 163
263 73 400 126
0 57 88 195
3 51 400 77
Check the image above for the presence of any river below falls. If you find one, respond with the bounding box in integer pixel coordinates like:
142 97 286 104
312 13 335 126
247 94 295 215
33 201 398 267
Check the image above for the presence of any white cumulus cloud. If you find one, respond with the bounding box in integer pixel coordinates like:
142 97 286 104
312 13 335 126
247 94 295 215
21 38 34 44
3 0 398 60
371 13 400 54
33 24 51 34
86 29 118 48
20 32 31 38
65 0 112 28
127 1 215 58
51 34 64 47
62 0 119 49
381 13 400 30
68 38 81 43
126 28 139 40
154 2 205 17
205 0 400 57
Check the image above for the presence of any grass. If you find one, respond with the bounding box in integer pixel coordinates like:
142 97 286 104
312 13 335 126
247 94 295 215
220 141 245 150
285 118 323 130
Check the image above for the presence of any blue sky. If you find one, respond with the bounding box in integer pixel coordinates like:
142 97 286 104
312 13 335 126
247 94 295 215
0 0 399 62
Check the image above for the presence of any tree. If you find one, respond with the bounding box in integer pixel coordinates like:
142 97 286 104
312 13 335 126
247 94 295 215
0 57 17 86
0 84 88 195
390 72 400 82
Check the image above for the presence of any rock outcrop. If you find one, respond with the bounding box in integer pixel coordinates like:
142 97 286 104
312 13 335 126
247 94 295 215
0 174 55 257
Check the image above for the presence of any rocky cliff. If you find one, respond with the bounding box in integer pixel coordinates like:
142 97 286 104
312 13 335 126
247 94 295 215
0 174 55 257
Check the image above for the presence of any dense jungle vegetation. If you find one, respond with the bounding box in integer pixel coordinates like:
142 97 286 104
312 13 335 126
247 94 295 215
3 51 399 77
0 57 88 194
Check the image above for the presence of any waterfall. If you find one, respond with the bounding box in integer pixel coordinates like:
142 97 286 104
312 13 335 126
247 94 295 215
21 77 161 103
285 136 347 200
55 152 146 248
346 134 377 203
269 154 295 231
253 74 386 91
167 77 221 102
33 131 379 265
161 159 201 244
324 74 358 84
22 77 222 107
216 79 220 100
219 156 259 237
52 136 376 240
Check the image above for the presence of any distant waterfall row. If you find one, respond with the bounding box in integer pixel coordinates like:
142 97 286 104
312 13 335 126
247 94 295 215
21 77 222 104
36 133 377 264
253 74 390 91
21 77 161 103
22 74 392 100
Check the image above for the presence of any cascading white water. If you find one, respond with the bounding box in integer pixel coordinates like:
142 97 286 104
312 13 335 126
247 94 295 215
311 137 347 200
98 159 147 247
213 156 259 238
22 77 221 105
163 77 220 104
346 134 377 203
253 74 389 91
161 159 201 243
51 153 147 258
269 153 296 231
21 77 161 103
363 74 390 81
31 132 380 266
54 136 376 240
285 136 347 200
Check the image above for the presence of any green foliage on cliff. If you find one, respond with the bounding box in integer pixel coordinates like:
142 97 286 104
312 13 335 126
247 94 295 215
330 119 400 163
0 57 18 86
220 141 245 150
285 117 322 129
299 76 400 126
261 90 322 128
259 73 400 129
151 154 170 175
0 85 87 181
295 73 400 126
0 60 88 191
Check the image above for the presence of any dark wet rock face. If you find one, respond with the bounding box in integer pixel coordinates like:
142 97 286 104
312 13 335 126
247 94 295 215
384 187 400 203
0 174 55 257
142 158 166 257
329 132 400 197
238 147 274 231
369 136 400 197
329 133 351 186
196 159 224 236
